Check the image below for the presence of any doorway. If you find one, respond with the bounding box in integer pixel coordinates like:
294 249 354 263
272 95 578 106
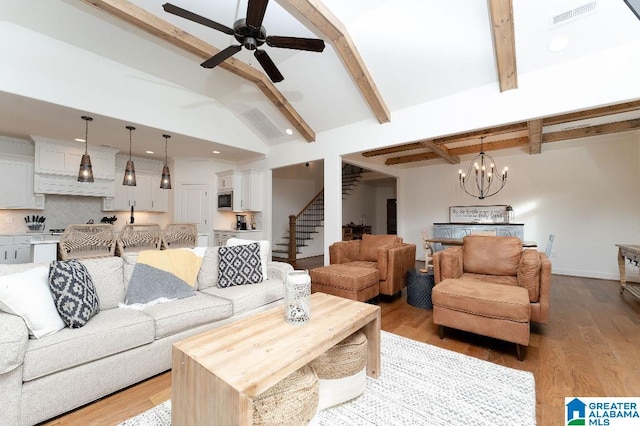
387 198 397 234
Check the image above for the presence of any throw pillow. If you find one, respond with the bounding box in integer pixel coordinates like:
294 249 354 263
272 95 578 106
125 263 195 305
226 238 269 280
0 266 66 338
48 260 100 328
218 242 263 288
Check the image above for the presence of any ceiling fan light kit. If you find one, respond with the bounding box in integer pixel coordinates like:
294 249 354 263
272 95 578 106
163 0 325 83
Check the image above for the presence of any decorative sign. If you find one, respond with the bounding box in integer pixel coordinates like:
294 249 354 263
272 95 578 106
449 205 507 224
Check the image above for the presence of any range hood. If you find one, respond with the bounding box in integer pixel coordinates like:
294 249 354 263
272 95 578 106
32 136 119 197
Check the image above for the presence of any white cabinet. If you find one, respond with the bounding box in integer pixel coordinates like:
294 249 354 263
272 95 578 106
217 170 240 191
32 136 118 197
0 155 45 209
107 172 167 212
214 230 238 246
0 235 34 264
241 169 262 211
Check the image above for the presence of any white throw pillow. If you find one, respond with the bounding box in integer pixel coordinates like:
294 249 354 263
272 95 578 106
226 238 270 279
0 267 65 338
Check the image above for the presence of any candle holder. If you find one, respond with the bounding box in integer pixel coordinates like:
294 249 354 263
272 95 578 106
284 270 311 325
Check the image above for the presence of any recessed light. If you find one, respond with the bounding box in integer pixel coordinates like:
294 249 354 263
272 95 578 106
212 150 220 154
548 36 570 52
75 138 85 142
146 150 154 154
285 128 293 135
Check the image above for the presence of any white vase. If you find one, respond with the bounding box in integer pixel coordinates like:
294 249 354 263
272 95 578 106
284 270 311 325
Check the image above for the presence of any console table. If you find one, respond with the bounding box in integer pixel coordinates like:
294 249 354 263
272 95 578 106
434 223 524 240
616 244 640 300
172 292 380 426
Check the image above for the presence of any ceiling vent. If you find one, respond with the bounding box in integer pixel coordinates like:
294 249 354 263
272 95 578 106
550 1 597 27
241 107 284 141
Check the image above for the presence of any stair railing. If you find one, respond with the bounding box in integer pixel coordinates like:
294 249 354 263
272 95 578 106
288 189 324 268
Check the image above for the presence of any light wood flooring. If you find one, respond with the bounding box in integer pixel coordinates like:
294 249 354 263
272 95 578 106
41 257 640 425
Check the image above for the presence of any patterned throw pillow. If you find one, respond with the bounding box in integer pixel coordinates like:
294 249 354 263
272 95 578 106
218 243 263 288
48 260 100 328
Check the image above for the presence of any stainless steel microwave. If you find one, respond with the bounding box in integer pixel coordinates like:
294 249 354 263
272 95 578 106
217 191 233 210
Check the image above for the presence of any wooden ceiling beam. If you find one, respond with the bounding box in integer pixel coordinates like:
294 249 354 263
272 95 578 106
279 0 391 124
542 118 640 143
528 119 543 154
488 0 518 92
80 0 316 142
433 122 527 145
420 140 459 164
362 142 425 157
543 100 640 126
386 137 528 165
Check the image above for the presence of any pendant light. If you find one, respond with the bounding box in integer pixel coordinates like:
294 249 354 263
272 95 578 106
160 134 172 189
77 116 94 183
123 125 137 186
458 137 508 199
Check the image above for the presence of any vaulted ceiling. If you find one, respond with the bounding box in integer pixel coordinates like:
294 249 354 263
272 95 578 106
1 0 639 165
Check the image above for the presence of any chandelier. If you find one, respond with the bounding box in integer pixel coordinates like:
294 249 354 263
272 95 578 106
458 138 508 200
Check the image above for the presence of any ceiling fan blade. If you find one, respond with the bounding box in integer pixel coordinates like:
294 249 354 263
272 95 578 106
163 3 234 35
266 36 325 52
254 49 284 83
246 0 269 29
201 45 242 69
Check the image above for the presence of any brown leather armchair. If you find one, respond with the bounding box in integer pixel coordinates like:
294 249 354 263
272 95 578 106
432 235 551 323
329 234 416 296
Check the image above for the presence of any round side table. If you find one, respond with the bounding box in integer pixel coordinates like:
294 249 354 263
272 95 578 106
406 269 435 309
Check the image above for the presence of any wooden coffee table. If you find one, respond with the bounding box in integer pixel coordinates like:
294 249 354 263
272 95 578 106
172 292 381 426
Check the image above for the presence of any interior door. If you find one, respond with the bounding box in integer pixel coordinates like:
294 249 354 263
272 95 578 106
387 198 397 234
179 184 209 233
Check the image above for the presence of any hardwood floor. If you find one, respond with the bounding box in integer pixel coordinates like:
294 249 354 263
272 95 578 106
41 258 640 425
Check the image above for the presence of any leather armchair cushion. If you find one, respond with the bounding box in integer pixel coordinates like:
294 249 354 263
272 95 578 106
517 249 541 302
358 234 401 261
462 236 522 276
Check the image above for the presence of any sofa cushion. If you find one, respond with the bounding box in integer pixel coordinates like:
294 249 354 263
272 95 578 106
140 292 232 339
462 236 522 276
80 257 125 310
358 234 401 262
433 279 530 322
197 247 219 290
460 272 519 287
0 267 65 339
201 279 284 315
48 260 100 328
22 308 154 381
218 243 263 288
518 250 541 302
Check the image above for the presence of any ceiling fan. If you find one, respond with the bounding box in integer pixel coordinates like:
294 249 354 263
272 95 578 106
163 0 326 83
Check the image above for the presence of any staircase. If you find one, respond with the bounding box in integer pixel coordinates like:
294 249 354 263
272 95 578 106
273 164 368 263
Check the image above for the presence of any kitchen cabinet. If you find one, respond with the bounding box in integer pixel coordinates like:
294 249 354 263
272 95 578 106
213 230 264 246
0 235 34 264
214 230 237 246
217 170 240 191
241 169 262 211
0 155 45 209
32 136 118 197
107 172 167 212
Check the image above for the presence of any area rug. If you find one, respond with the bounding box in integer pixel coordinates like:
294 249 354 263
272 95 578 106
120 331 536 426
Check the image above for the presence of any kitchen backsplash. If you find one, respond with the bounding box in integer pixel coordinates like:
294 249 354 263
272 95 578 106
0 195 168 234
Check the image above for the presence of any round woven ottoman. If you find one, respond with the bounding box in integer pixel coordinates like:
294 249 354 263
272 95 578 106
309 330 368 410
253 365 319 426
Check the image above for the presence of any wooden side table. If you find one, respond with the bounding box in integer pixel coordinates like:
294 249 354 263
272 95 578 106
406 269 435 309
616 244 640 300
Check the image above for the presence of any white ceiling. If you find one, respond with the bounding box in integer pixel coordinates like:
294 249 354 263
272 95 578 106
1 0 639 163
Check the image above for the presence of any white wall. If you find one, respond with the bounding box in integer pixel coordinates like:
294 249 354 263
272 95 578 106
400 132 640 280
342 183 377 230
272 177 320 243
375 185 397 234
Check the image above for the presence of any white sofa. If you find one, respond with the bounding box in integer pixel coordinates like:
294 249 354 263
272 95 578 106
0 247 293 426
